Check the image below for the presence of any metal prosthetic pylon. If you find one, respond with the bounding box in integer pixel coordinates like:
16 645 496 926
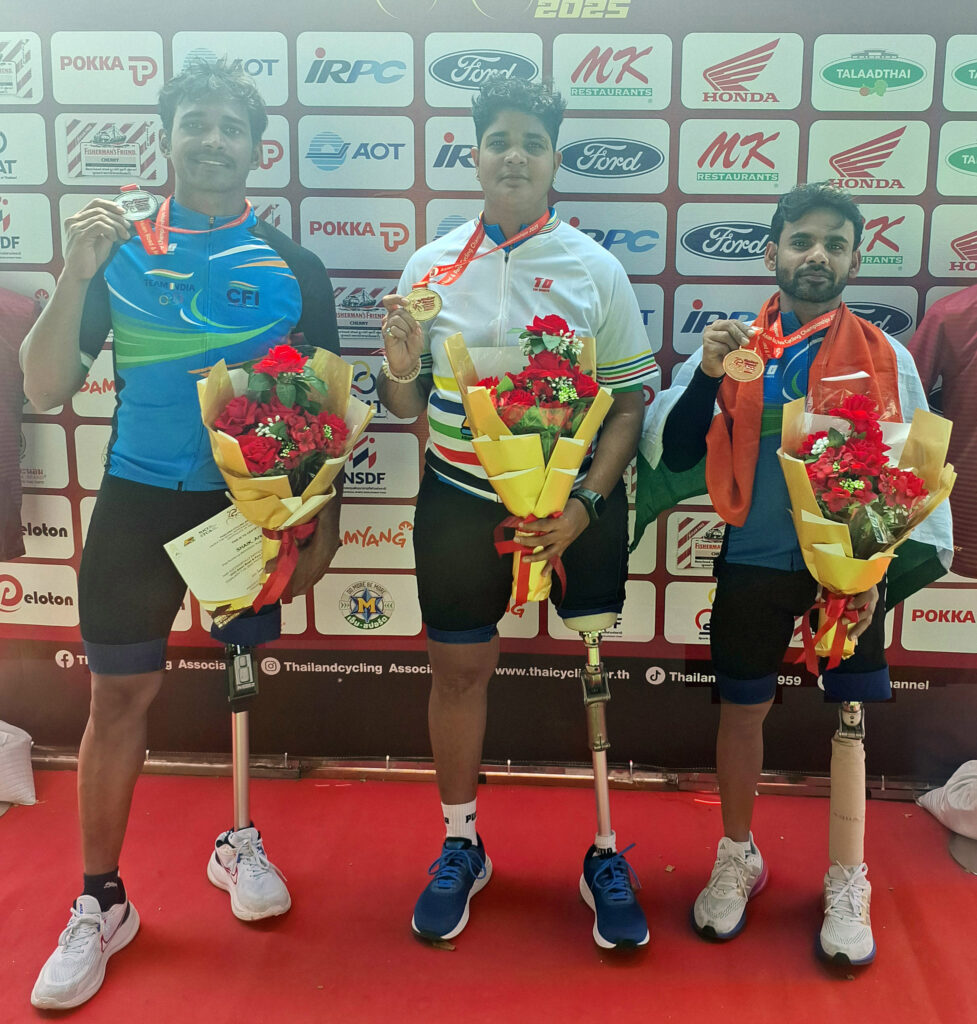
838 700 865 740
225 643 259 831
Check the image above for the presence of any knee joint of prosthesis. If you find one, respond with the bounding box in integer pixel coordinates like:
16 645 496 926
829 702 867 866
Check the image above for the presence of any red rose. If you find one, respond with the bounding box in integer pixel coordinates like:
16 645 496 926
215 395 259 437
318 412 349 457
252 344 307 378
526 314 572 338
574 371 600 399
238 434 281 475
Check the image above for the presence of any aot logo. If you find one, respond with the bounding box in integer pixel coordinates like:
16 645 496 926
180 48 280 78
58 55 158 87
559 138 663 178
680 221 769 261
680 298 757 338
566 215 658 253
307 219 409 253
702 39 779 103
828 126 906 189
696 130 780 183
429 50 538 89
820 49 925 98
435 214 469 238
305 131 405 172
952 60 977 91
0 573 23 611
946 145 977 176
432 131 475 169
949 230 977 272
305 49 406 85
845 302 912 336
341 580 393 630
861 215 904 267
570 45 653 98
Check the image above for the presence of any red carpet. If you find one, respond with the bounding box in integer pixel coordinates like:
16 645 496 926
1 771 975 1023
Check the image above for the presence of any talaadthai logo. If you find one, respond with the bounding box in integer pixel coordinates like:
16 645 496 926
560 138 663 178
828 126 906 187
702 39 779 102
947 145 977 176
680 221 769 261
845 302 912 336
820 49 925 97
952 60 977 90
429 50 537 89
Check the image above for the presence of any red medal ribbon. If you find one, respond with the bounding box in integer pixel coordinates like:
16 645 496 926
251 521 317 612
795 590 860 674
492 513 568 607
752 308 839 361
413 209 556 291
121 186 253 257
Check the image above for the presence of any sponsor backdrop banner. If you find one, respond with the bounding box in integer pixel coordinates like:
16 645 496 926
1 0 974 780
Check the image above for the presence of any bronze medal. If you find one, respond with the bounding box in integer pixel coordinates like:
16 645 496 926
723 347 765 383
404 287 442 322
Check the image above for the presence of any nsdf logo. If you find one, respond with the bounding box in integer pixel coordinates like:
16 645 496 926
0 567 79 626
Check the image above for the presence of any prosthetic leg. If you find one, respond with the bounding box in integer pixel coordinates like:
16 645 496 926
820 700 875 964
565 612 648 949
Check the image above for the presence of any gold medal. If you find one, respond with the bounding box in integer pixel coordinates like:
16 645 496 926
404 287 442 322
722 347 764 383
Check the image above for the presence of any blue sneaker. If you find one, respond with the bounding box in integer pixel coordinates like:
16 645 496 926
579 843 649 949
411 835 492 941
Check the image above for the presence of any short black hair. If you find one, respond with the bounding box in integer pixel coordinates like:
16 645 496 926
472 76 566 149
770 182 864 250
158 58 268 143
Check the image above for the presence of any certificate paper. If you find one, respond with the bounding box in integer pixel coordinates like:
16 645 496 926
164 504 264 609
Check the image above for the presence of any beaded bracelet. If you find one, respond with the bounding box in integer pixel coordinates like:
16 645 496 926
380 358 421 384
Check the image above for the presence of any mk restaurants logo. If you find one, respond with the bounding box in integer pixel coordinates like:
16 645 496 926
696 129 780 183
702 39 779 103
828 126 906 189
569 45 653 99
860 214 904 267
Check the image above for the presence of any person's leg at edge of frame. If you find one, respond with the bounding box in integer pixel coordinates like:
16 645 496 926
410 638 498 942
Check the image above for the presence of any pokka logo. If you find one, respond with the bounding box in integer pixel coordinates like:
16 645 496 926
952 59 977 91
680 221 769 261
58 55 158 87
259 139 284 170
340 579 393 630
696 129 780 183
560 138 663 178
828 125 906 189
702 38 780 103
429 50 538 89
569 45 653 99
946 144 977 177
820 48 925 98
307 218 409 253
860 214 904 267
949 231 977 272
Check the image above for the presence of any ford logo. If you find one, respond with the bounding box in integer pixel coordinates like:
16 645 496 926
681 222 770 261
845 302 913 336
429 50 538 89
559 138 663 178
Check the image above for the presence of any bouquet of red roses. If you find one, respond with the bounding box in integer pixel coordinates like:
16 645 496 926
779 393 954 668
444 315 613 604
196 343 373 621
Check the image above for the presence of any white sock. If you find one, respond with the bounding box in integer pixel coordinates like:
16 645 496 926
728 834 754 856
442 799 478 844
594 830 617 854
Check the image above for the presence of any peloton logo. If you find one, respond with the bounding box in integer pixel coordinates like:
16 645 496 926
340 580 394 631
0 573 74 612
429 50 538 89
828 126 906 189
559 138 663 179
701 39 780 103
0 574 23 612
58 54 158 87
680 221 769 262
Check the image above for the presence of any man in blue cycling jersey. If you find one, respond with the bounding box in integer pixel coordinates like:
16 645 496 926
22 61 341 1010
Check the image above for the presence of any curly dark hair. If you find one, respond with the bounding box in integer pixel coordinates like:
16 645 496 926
770 182 864 250
158 58 268 143
472 76 566 148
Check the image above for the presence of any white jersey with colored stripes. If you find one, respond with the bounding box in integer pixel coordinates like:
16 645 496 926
398 216 658 499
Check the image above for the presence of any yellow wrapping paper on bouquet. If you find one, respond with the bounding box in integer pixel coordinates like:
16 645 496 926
196 347 374 621
778 397 956 662
445 332 614 603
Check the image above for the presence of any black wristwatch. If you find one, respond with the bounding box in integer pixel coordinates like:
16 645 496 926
571 488 605 527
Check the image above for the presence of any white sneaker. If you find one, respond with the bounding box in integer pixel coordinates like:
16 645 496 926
692 834 768 940
31 895 140 1009
818 862 875 965
207 826 291 921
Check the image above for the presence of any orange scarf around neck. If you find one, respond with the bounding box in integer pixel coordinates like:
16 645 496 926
705 293 901 527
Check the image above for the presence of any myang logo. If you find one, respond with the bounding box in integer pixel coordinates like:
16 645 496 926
680 221 769 261
702 39 779 102
59 55 158 87
845 302 912 336
910 607 975 623
429 50 537 89
828 126 906 187
560 138 663 178
820 49 926 98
